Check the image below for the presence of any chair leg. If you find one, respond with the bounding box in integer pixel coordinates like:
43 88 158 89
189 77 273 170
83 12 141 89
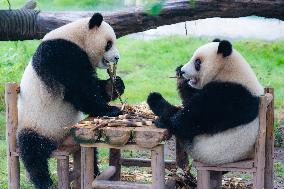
253 169 264 189
7 155 20 189
197 170 211 189
57 156 70 189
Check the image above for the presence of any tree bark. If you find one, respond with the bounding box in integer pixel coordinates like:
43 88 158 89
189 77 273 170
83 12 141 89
0 0 283 41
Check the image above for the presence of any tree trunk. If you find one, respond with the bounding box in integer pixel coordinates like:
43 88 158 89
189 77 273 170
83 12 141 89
0 0 283 41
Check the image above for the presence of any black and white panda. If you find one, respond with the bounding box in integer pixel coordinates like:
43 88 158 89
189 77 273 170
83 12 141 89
147 39 263 165
17 13 125 189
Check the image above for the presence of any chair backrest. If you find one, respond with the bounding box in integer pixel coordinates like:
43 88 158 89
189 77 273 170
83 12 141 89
254 89 274 167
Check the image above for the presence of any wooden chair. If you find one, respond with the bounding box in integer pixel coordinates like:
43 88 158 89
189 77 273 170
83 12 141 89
193 88 274 189
5 83 81 189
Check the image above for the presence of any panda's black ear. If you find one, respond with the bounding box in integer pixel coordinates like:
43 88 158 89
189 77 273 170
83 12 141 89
217 40 232 57
212 38 221 42
89 13 103 29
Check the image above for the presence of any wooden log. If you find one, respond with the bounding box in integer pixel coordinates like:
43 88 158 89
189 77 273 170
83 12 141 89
135 127 168 148
72 150 81 189
253 96 267 189
264 88 274 189
5 83 20 189
71 126 100 143
1 0 284 41
151 145 165 189
81 147 94 189
120 157 176 169
109 148 121 181
102 127 131 146
57 156 70 189
92 180 151 189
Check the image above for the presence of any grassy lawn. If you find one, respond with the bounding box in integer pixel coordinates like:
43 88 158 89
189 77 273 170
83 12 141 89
0 36 284 188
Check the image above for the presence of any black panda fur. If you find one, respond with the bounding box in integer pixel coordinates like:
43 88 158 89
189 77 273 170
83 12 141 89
147 81 259 142
32 39 123 116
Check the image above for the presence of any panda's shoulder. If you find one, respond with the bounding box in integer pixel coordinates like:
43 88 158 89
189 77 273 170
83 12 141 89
202 81 256 98
33 39 91 70
34 39 89 61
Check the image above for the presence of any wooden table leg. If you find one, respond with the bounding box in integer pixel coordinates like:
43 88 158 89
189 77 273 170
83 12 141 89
109 148 121 181
73 150 81 189
151 145 165 189
57 156 70 189
81 147 94 189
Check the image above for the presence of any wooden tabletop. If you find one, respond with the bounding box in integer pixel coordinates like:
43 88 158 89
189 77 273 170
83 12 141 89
70 116 170 149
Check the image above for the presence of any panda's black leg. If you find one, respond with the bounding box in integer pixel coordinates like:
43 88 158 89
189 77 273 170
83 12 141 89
94 148 100 176
17 128 57 189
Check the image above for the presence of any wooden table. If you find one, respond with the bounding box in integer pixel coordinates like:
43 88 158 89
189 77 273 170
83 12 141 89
71 117 171 189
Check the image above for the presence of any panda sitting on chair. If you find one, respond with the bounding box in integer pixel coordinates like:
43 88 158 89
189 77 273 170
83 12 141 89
17 13 124 189
147 39 263 165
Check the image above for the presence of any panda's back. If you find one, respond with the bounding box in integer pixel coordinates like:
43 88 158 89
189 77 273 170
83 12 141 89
17 62 82 142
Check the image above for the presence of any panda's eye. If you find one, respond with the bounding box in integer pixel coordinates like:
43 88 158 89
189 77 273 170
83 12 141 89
194 59 202 71
105 41 112 51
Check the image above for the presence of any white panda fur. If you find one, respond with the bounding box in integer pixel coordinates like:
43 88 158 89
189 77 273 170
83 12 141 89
17 13 124 189
147 39 263 165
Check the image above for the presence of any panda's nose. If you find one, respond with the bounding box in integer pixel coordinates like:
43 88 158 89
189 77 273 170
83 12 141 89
114 56 120 62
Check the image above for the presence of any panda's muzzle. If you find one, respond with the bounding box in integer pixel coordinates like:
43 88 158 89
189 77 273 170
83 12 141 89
182 73 198 86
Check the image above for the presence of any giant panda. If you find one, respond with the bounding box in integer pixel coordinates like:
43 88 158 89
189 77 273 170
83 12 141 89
17 13 125 189
147 39 263 165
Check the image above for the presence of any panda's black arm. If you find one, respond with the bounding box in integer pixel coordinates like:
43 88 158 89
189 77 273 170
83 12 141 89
152 82 260 141
32 39 122 116
63 77 122 116
147 92 180 119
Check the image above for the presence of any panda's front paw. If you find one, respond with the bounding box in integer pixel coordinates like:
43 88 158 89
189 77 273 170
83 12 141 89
147 92 166 116
105 76 125 100
105 106 122 117
175 65 184 78
147 92 163 107
114 76 125 96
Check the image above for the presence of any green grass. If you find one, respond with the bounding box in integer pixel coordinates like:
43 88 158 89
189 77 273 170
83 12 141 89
0 36 284 188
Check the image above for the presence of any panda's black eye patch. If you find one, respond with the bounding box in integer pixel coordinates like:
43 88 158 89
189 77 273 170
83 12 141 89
105 41 112 51
194 59 202 71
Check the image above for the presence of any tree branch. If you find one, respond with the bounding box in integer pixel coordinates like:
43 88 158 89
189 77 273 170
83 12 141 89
0 0 283 41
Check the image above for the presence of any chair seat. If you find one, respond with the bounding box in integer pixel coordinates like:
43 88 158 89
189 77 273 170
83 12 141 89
193 159 256 172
